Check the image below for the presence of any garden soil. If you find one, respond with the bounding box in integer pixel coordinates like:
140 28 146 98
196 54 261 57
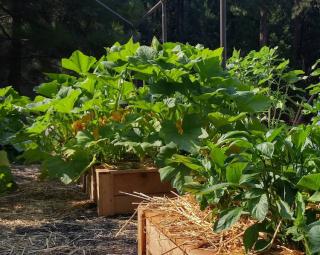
0 165 137 255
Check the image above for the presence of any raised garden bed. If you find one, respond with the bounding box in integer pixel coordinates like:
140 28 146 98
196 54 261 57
81 168 97 202
95 164 172 216
137 196 303 255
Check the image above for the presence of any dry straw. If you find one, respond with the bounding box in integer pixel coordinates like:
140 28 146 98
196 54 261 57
119 191 303 255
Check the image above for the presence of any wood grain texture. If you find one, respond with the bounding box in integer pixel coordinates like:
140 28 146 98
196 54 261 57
89 168 97 202
95 167 173 216
139 207 217 255
96 171 114 216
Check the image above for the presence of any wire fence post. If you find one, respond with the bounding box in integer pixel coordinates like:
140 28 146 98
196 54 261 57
220 0 227 68
161 0 167 43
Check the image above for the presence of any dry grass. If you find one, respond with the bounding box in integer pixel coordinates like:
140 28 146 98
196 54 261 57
124 192 304 255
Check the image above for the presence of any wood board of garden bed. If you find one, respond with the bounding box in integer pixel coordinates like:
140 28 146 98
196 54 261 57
137 196 304 255
82 163 173 216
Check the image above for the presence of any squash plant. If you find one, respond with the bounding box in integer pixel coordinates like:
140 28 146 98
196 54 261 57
21 38 271 184
22 41 163 183
0 86 30 193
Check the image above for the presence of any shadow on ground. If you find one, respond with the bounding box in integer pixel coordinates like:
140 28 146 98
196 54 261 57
0 166 137 255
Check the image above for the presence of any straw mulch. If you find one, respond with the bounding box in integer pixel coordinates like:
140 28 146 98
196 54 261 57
131 192 304 255
0 165 137 255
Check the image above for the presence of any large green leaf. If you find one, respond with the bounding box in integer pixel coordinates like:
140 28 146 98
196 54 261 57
297 173 320 191
290 127 310 151
309 191 320 202
27 97 52 112
136 46 157 61
209 144 227 168
159 165 179 182
156 143 178 167
0 151 15 193
77 77 96 94
256 142 274 158
233 92 271 113
193 48 223 79
200 183 233 195
0 165 15 193
294 192 306 227
247 193 268 221
169 154 203 172
0 86 12 97
214 207 243 232
62 50 97 74
208 112 246 128
243 222 268 252
21 148 49 164
35 81 59 98
76 131 94 147
226 162 248 184
0 150 10 167
266 126 284 142
160 114 203 153
53 89 81 113
276 199 294 220
307 221 320 254
41 151 92 184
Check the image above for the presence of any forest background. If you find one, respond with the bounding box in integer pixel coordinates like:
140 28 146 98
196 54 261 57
0 0 319 95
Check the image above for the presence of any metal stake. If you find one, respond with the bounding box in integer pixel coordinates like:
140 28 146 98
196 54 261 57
161 0 167 43
220 0 227 68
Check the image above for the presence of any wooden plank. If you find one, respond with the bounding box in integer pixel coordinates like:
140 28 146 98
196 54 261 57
95 167 158 175
85 172 91 197
143 209 218 255
146 218 185 255
138 206 146 255
95 166 173 216
113 171 172 195
89 168 97 202
80 174 86 193
96 171 114 216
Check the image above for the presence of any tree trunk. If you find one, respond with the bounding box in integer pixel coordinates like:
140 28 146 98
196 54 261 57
259 5 268 47
7 0 23 93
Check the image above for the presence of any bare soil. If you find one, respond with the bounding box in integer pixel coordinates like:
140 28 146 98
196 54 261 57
0 165 137 255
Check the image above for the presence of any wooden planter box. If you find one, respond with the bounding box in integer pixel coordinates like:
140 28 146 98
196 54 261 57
138 207 216 255
80 168 97 202
96 167 172 216
137 205 304 255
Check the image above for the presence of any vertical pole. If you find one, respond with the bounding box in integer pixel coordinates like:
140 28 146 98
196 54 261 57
161 0 167 43
220 0 227 68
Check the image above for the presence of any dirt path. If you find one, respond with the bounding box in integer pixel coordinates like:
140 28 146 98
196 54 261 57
0 166 137 255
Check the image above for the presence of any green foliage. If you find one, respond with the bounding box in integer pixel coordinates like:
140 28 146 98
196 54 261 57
2 39 320 254
21 39 273 185
0 86 30 193
62 51 97 74
304 60 320 124
228 47 305 127
0 151 15 193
